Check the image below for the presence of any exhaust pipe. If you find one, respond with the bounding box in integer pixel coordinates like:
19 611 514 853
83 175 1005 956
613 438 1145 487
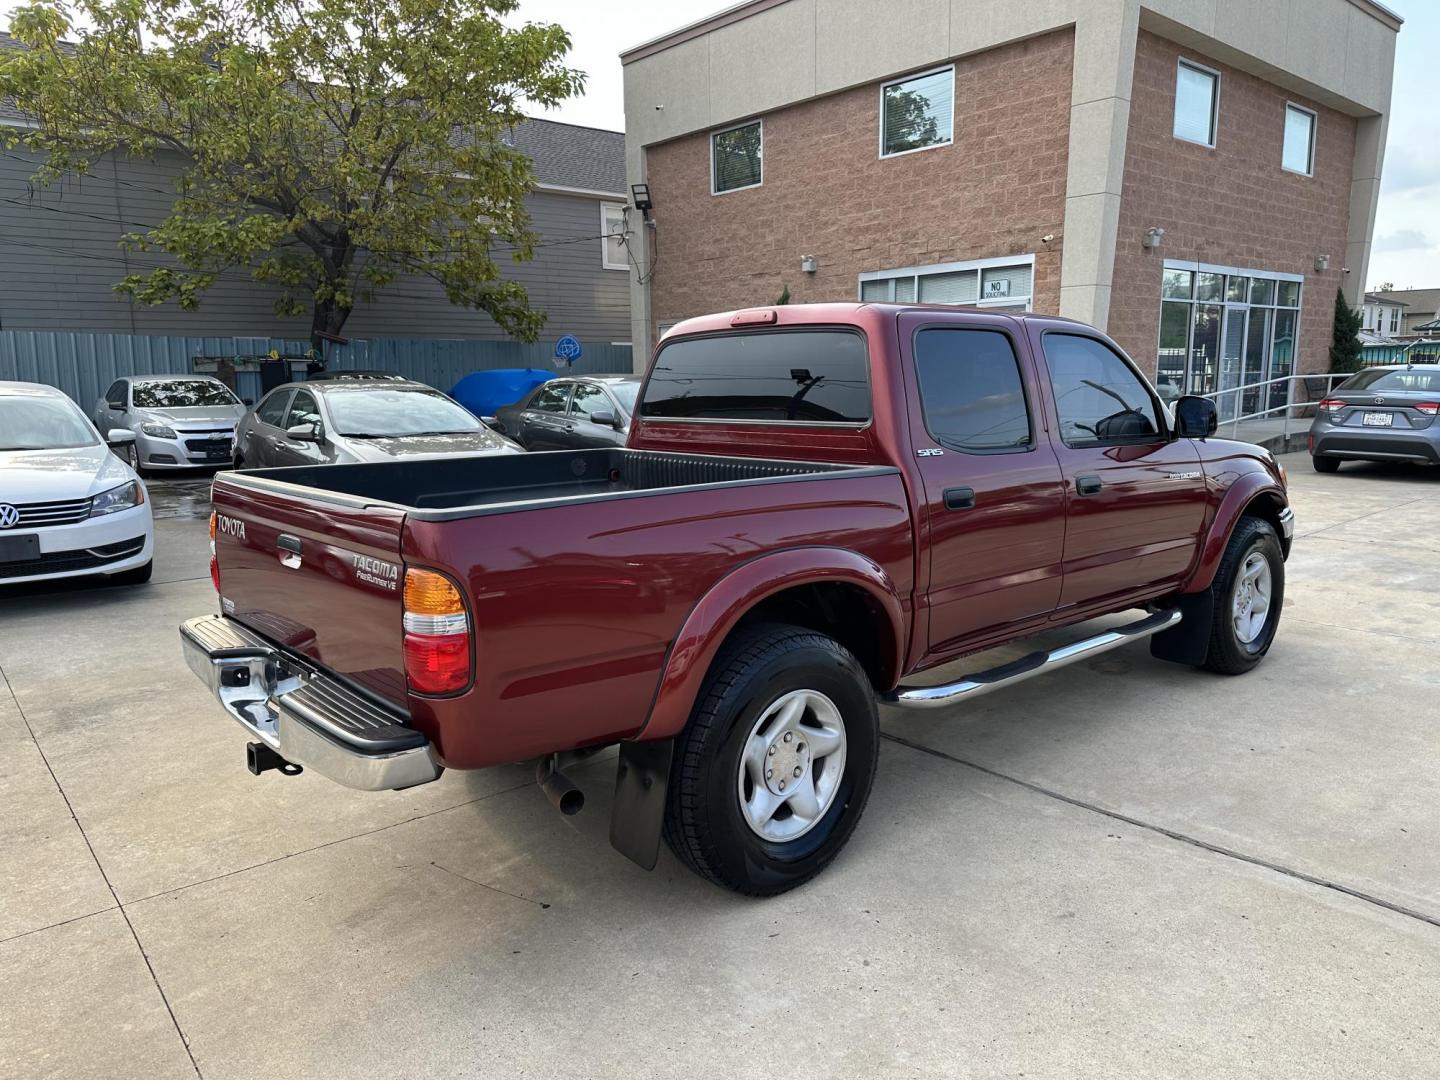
536 756 585 816
247 741 303 777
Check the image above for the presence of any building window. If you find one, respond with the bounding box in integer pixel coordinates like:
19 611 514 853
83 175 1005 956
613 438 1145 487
1282 104 1316 176
880 67 954 158
1156 261 1302 418
859 256 1034 310
1390 307 1400 335
1173 60 1219 148
601 203 629 271
711 120 762 194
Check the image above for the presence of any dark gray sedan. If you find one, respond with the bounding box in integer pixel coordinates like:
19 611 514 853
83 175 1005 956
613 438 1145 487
491 375 641 451
234 379 522 469
1309 363 1440 473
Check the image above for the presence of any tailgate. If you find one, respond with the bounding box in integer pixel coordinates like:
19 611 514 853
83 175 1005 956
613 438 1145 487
211 477 408 708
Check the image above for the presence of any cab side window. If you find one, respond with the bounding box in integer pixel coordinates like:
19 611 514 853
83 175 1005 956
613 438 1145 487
912 329 1032 452
531 382 572 413
105 380 127 409
256 390 292 427
285 390 322 430
1042 334 1161 447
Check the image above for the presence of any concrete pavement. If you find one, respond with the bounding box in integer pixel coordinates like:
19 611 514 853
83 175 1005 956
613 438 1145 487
2 453 1438 1079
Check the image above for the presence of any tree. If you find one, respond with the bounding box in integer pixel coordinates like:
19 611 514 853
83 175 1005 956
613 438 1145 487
0 0 583 349
1329 286 1364 373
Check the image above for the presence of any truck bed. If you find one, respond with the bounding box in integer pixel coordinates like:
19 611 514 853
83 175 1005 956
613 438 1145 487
226 448 879 517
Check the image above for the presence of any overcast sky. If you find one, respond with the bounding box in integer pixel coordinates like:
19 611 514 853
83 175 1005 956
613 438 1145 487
4 0 1432 291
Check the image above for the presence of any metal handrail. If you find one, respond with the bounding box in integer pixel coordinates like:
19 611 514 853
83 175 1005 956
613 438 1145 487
1198 372 1351 442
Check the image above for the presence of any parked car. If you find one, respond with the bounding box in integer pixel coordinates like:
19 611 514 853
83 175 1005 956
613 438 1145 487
2 382 153 586
233 379 521 469
492 375 641 450
1309 362 1440 472
181 303 1292 895
93 375 248 473
306 370 407 382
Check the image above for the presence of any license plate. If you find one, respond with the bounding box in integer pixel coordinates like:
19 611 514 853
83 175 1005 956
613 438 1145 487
1362 412 1393 427
0 533 41 562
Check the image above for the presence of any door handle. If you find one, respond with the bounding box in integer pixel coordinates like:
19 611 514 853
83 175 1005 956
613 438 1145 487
943 487 976 510
1076 474 1104 496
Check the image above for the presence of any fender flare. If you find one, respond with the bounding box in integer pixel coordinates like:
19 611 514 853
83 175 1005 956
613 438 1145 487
1184 474 1288 594
635 547 905 742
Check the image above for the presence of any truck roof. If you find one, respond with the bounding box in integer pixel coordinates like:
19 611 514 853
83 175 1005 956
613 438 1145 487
663 302 1096 340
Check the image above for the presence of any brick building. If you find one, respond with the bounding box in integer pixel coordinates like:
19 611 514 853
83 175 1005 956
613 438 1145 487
618 0 1400 401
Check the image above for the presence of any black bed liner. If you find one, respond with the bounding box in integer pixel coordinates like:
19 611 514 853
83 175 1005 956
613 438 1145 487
225 448 896 521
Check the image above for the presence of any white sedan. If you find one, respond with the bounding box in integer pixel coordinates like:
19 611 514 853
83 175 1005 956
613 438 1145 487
0 382 154 587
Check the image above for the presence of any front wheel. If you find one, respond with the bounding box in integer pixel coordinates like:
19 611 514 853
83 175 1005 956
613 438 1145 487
1202 516 1284 675
663 622 879 895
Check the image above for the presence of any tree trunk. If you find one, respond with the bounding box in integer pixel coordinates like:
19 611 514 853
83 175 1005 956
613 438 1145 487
309 295 354 357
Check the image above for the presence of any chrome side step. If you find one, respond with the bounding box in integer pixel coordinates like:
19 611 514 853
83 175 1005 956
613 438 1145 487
882 609 1182 711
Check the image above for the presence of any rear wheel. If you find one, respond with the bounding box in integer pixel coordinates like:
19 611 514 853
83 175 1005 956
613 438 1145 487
1202 517 1284 675
663 622 879 895
1312 454 1340 473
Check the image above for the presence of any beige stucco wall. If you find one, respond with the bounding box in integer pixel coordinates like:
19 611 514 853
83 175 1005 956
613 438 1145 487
621 0 1398 360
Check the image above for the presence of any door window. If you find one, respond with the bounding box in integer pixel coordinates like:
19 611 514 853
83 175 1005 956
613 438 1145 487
104 380 127 408
1042 335 1161 447
531 382 572 413
285 390 322 430
912 329 1031 452
256 390 292 427
570 383 611 421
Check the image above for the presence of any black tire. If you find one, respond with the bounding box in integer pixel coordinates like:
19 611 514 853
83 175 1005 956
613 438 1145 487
1312 454 1340 473
1201 517 1284 675
107 560 153 587
662 622 879 896
232 453 245 470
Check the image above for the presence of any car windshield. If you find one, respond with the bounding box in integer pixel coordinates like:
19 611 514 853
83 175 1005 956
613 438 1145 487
1340 368 1440 394
610 383 640 413
327 388 483 437
132 380 240 408
0 394 99 450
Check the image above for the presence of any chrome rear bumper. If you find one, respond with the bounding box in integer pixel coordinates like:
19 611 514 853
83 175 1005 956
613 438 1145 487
180 614 441 791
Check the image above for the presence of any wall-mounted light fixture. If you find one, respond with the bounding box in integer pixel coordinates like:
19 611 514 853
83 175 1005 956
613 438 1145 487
1142 226 1165 250
800 255 818 274
631 183 653 223
1314 254 1330 272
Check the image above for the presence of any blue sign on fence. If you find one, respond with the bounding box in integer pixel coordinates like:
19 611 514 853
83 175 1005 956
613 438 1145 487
554 335 583 365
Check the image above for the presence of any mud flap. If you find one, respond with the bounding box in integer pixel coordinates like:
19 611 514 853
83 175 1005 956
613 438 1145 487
1149 591 1214 666
609 739 674 871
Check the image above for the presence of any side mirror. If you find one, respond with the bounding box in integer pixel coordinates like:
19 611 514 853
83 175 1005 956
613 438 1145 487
106 428 137 446
286 421 322 442
589 408 618 429
1174 396 1218 439
107 399 126 411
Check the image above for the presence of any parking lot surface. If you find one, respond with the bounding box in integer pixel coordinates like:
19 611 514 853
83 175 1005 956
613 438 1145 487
3 453 1438 1079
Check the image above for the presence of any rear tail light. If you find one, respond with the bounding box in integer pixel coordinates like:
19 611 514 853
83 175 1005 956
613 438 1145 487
208 511 221 593
1318 399 1346 414
1415 402 1439 416
403 568 471 694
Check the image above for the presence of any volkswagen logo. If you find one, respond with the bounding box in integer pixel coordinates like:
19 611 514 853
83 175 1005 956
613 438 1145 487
0 504 19 530
1374 396 1386 405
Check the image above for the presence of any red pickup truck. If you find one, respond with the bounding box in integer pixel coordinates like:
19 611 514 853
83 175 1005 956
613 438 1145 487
182 303 1293 894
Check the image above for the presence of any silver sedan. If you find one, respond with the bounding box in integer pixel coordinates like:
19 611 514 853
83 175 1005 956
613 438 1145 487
1309 363 1440 473
94 375 248 473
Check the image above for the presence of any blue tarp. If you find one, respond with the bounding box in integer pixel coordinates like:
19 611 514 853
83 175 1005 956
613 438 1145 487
448 367 554 418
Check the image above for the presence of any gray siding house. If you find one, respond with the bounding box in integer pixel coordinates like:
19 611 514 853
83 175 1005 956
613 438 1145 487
0 34 631 345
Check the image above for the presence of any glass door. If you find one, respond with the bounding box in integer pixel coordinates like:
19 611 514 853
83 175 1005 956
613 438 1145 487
1217 305 1248 421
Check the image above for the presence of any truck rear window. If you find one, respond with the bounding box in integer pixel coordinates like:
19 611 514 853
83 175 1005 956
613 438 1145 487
641 330 871 423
